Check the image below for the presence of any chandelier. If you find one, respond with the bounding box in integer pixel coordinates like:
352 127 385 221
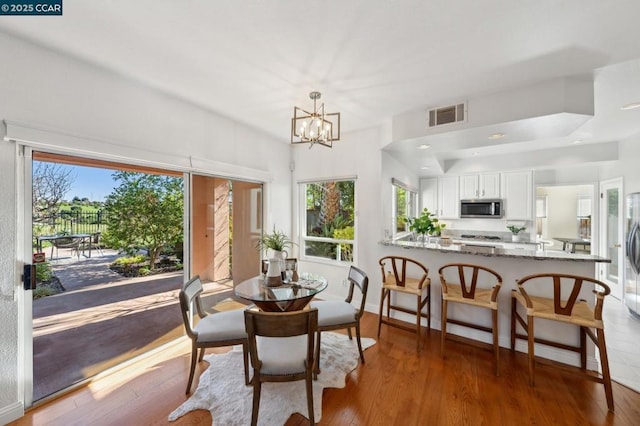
291 91 341 148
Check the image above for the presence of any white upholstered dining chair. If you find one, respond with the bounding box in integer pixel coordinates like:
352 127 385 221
179 276 249 394
310 265 369 378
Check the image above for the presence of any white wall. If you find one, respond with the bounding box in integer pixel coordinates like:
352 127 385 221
0 31 292 421
601 134 640 195
292 126 385 309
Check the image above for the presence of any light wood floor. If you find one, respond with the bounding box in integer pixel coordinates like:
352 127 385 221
10 312 640 425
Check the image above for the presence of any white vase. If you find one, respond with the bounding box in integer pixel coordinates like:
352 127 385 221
266 258 282 287
512 234 521 242
271 249 288 274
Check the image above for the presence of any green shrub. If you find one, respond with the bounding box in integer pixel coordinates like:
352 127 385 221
333 226 354 262
32 286 55 299
138 266 151 276
35 263 53 282
112 255 147 266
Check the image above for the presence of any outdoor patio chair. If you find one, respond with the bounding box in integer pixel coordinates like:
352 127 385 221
79 232 104 256
50 236 82 260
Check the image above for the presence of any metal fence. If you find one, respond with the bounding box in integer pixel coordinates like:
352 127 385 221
34 211 104 236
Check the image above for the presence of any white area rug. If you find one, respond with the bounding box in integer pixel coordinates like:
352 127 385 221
169 332 376 425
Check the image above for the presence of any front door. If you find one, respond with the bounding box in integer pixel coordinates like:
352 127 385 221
599 177 624 299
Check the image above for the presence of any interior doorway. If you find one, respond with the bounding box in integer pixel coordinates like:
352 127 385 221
190 175 263 286
535 184 595 252
599 177 624 300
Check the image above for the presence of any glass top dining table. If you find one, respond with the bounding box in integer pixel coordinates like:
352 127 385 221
234 273 328 312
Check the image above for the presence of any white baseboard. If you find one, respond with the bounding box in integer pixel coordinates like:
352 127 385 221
0 401 24 426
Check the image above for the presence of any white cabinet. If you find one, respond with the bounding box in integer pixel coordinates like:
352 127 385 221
460 173 500 199
502 171 533 220
438 176 459 219
419 178 438 213
460 175 478 200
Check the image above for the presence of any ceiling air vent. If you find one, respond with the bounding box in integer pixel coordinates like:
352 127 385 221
428 102 466 127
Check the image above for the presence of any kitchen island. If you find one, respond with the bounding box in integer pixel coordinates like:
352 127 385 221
379 239 611 369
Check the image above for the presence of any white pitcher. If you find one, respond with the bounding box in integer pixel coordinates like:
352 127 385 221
265 258 282 287
272 249 288 273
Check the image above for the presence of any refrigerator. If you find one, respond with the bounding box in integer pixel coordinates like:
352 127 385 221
625 192 640 317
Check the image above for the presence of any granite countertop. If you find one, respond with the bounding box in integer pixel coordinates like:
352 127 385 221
452 237 541 245
380 239 611 263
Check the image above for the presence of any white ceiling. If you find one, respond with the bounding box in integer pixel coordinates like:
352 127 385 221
2 0 640 175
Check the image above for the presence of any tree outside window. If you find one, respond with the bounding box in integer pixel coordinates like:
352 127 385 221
302 180 355 262
392 179 417 237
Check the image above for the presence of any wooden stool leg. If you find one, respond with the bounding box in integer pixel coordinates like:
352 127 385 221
377 288 386 338
441 298 448 357
597 328 615 412
510 296 516 350
527 315 535 386
580 326 587 369
427 286 431 329
416 294 421 351
493 308 499 376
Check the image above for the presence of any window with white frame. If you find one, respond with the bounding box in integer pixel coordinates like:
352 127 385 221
392 178 417 237
300 179 355 262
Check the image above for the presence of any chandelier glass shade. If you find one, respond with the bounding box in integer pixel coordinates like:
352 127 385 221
291 91 340 148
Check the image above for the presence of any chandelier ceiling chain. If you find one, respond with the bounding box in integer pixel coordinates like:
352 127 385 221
291 91 341 148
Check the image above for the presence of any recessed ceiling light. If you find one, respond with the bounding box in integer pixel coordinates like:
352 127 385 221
488 133 505 139
570 140 582 145
418 144 431 149
420 166 430 170
621 102 640 110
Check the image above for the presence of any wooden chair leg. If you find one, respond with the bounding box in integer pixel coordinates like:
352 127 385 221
314 331 322 380
441 298 448 358
198 347 206 362
597 328 615 412
251 380 262 426
306 373 315 425
527 315 535 386
242 342 250 385
355 321 365 364
186 344 198 394
492 308 499 376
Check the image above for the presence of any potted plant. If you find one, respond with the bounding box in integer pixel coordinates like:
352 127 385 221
256 226 296 260
507 225 526 242
406 208 446 243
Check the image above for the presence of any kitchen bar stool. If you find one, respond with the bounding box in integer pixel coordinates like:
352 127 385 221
377 256 430 351
438 263 503 375
511 273 614 412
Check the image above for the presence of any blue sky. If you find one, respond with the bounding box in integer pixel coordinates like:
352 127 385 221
46 163 117 202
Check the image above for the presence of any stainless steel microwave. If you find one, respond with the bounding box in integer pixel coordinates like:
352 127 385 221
460 199 503 218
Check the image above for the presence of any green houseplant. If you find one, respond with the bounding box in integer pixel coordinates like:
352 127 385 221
406 208 446 242
507 225 526 242
256 226 295 257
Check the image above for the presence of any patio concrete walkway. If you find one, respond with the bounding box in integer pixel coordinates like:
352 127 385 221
32 250 235 401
